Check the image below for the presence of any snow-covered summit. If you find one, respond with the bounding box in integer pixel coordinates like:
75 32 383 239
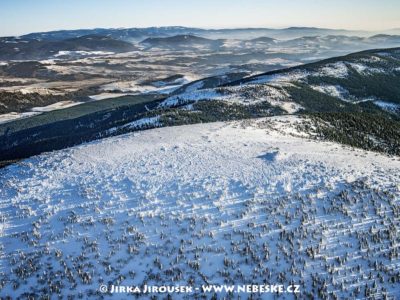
0 117 399 298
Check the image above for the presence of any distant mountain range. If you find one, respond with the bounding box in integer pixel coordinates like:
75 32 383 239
11 26 375 41
2 30 400 60
140 33 400 50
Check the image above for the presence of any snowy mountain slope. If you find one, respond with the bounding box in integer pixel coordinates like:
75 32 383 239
158 47 400 112
0 117 399 299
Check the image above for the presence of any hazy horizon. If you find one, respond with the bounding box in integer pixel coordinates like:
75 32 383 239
1 0 399 36
4 24 400 36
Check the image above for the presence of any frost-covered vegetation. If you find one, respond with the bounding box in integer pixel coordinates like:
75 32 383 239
0 118 399 299
300 112 400 155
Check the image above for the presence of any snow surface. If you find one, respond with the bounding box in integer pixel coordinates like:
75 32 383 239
374 100 400 112
90 78 194 100
311 85 350 101
0 111 41 124
348 63 384 75
159 89 222 107
107 116 161 134
248 71 308 85
151 76 193 88
0 117 399 299
30 100 82 112
54 51 115 57
182 80 205 93
0 101 82 124
89 92 136 101
318 62 349 78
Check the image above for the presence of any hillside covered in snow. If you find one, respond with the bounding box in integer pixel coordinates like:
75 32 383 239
0 117 399 298
158 47 400 114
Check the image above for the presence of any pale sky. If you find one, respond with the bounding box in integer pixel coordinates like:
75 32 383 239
1 0 399 36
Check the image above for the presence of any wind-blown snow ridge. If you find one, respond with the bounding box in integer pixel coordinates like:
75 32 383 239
0 117 399 299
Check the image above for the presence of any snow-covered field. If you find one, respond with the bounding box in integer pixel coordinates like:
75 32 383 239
0 101 83 124
30 100 83 112
0 111 41 124
0 117 399 299
54 51 115 58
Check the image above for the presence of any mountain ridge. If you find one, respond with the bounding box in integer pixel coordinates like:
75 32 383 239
12 26 375 41
0 34 136 60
